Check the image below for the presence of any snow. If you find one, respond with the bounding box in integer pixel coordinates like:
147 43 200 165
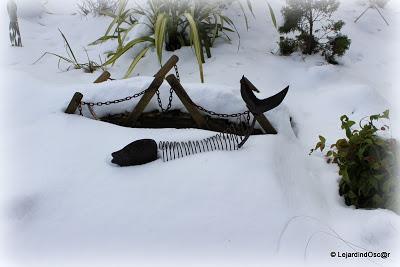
0 0 399 266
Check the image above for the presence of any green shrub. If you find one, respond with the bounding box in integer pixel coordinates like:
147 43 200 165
310 110 399 213
279 36 297 55
278 0 351 64
323 34 351 64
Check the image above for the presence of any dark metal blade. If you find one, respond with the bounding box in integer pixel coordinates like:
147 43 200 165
240 76 289 115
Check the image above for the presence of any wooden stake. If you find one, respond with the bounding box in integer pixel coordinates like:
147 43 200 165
93 71 111 83
255 114 277 134
154 55 179 78
165 74 207 129
65 92 83 114
124 77 165 126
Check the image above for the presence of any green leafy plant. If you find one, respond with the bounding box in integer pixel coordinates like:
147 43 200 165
89 0 137 47
310 110 399 213
278 0 351 64
33 29 104 73
90 0 260 81
278 35 297 55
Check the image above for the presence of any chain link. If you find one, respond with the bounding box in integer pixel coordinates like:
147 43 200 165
246 110 251 125
156 87 174 112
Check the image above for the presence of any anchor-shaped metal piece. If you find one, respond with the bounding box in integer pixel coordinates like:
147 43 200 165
240 76 289 116
238 76 289 148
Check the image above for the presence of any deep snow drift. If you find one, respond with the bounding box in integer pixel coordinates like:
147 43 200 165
0 0 399 266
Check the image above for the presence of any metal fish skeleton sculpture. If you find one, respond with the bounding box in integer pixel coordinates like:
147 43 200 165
111 76 289 166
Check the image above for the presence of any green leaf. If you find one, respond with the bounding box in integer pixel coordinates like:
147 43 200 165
89 35 117 46
123 46 150 79
347 190 357 200
382 109 390 119
357 144 368 159
121 21 138 44
372 194 384 206
220 14 241 49
100 10 117 18
105 0 128 37
382 179 393 193
238 2 249 31
340 115 349 123
58 29 78 64
33 52 74 66
105 14 119 37
154 13 168 65
222 27 235 32
184 12 204 83
341 168 350 183
266 1 277 29
246 0 255 18
104 36 154 66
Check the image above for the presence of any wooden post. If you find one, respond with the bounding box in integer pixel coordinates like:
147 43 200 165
65 92 83 114
124 55 179 126
64 71 110 116
124 77 165 126
93 71 111 83
165 74 207 129
154 55 179 78
255 114 277 134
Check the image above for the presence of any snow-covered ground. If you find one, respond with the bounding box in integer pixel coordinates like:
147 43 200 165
0 0 399 266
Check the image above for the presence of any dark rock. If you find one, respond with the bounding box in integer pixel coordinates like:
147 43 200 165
111 139 158 166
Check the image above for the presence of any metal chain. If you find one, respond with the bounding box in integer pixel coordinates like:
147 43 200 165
155 87 174 112
174 64 180 82
246 110 251 126
81 87 148 107
194 103 250 119
169 64 250 119
155 64 180 112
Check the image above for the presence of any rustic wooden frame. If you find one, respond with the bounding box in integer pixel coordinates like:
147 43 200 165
65 54 278 134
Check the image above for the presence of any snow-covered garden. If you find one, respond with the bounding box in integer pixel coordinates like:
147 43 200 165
1 0 399 266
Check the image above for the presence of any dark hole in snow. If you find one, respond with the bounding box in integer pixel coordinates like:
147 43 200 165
101 109 264 135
